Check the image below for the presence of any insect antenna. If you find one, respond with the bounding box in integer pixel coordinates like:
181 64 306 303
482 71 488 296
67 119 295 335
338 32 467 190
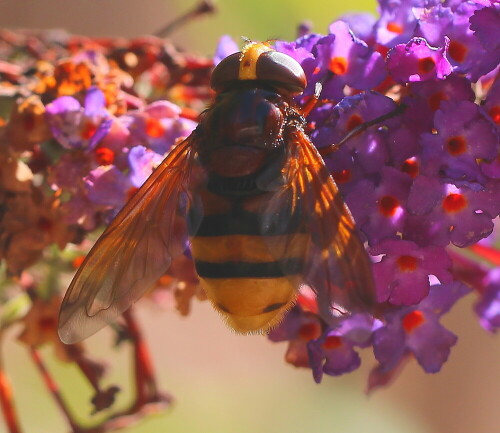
300 77 326 117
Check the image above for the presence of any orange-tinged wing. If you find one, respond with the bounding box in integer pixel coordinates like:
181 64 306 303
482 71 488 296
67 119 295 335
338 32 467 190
58 137 197 343
260 127 376 322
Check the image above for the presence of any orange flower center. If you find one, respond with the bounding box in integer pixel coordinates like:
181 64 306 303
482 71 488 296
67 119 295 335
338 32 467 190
298 322 322 341
397 255 418 272
346 114 363 132
402 310 425 332
418 57 435 74
80 121 97 140
448 40 467 63
332 169 352 184
386 22 403 34
428 91 447 111
95 147 115 165
145 117 165 138
442 193 467 213
379 195 400 217
322 335 343 350
329 57 348 75
489 106 500 125
401 158 419 178
446 136 467 155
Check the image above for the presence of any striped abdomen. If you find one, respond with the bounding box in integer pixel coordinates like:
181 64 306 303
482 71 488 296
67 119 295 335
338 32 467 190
188 186 308 333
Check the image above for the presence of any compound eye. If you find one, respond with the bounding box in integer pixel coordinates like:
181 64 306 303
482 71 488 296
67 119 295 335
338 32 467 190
210 52 240 93
211 46 307 95
256 51 306 95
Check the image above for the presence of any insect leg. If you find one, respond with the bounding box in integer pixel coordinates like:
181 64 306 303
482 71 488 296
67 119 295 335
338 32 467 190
319 103 407 158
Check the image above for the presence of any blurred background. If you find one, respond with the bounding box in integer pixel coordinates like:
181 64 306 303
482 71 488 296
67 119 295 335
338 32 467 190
1 1 499 432
2 0 372 54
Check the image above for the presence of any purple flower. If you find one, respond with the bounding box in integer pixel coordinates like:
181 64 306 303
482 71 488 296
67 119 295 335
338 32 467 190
268 306 323 369
311 92 398 182
308 314 381 383
386 37 452 83
480 80 500 178
123 101 196 155
373 282 470 373
275 33 322 63
417 2 498 81
48 152 92 192
319 21 386 99
346 167 412 245
371 239 452 305
419 100 499 185
469 5 500 55
475 268 500 333
128 145 164 187
45 87 112 150
213 35 239 65
481 69 500 132
375 0 421 47
61 194 100 231
407 73 476 116
337 13 377 42
281 21 385 101
405 182 497 248
84 165 132 209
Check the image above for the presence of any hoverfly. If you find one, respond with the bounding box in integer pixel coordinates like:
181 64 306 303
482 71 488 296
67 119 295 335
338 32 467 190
58 42 377 344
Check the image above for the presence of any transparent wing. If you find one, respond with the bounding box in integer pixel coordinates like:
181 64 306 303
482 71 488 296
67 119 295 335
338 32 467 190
259 128 376 322
58 137 198 343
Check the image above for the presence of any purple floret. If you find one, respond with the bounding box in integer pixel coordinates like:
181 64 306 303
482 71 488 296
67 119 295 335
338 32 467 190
373 282 470 373
386 37 452 83
45 87 112 150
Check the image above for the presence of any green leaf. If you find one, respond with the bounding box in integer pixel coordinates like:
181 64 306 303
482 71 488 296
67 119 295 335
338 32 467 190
0 292 31 329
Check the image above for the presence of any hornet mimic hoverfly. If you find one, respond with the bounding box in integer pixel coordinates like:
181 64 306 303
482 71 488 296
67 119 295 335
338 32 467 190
58 42 377 344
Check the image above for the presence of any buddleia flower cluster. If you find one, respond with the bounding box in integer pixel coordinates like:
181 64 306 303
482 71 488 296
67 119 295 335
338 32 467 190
0 26 213 432
0 0 499 430
257 0 499 386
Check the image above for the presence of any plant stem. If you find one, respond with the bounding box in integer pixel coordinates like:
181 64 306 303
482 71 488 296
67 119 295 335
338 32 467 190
154 0 216 38
30 348 81 433
0 357 23 433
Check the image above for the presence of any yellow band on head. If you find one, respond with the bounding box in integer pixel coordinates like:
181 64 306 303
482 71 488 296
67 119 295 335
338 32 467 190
238 42 272 80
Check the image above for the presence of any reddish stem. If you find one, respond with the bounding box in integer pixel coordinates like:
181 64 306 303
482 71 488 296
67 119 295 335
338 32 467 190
0 366 23 433
154 0 216 38
469 244 500 266
29 348 81 433
122 308 159 407
64 345 102 393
